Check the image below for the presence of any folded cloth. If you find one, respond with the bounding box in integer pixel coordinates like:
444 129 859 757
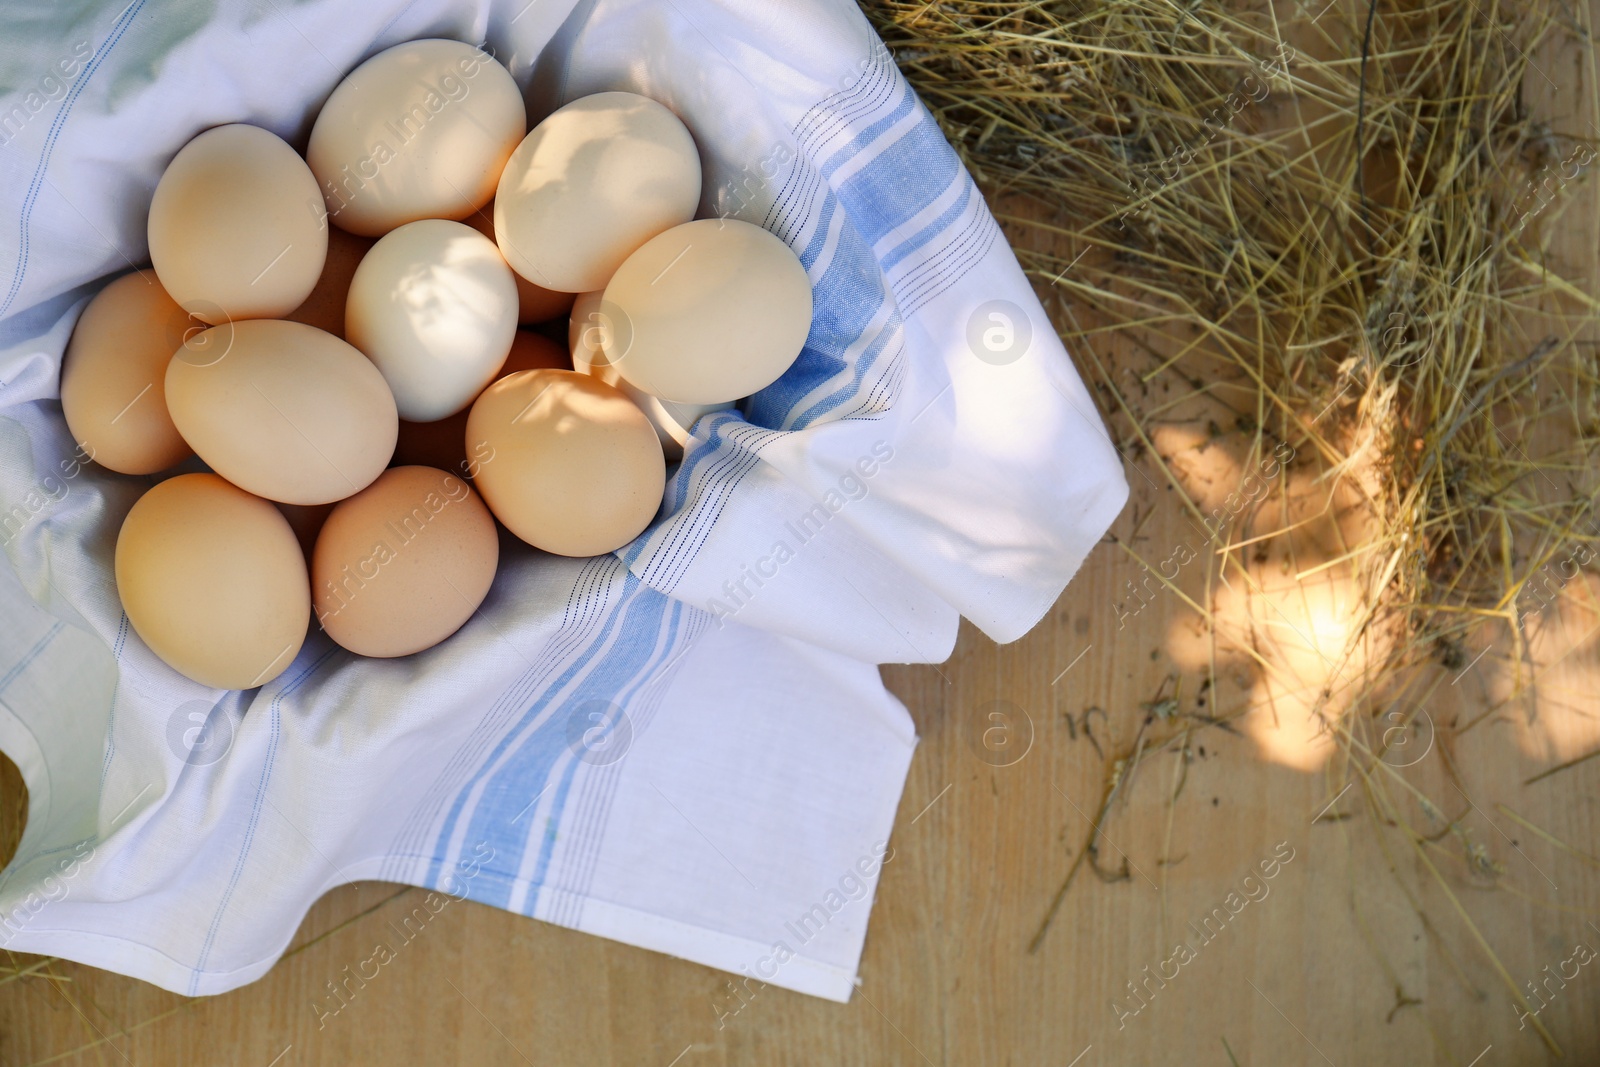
0 0 1127 1001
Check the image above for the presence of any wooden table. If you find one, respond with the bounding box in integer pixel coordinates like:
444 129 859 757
5 560 1598 1066
4 7 1600 1064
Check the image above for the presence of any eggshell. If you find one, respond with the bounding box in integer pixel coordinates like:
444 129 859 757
346 219 518 422
307 39 526 237
286 225 375 339
165 319 398 505
148 124 327 324
567 289 606 360
462 203 576 324
60 271 195 474
467 369 665 556
391 330 569 477
312 466 498 657
568 289 729 461
494 92 701 293
602 219 812 405
501 327 573 377
275 500 335 562
115 473 309 689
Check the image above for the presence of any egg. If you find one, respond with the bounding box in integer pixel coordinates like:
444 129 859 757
286 225 375 339
602 219 812 405
275 500 335 562
312 466 498 657
345 219 518 422
115 473 309 689
494 92 701 293
462 202 576 324
307 39 526 237
467 370 665 556
501 327 573 376
60 271 195 474
165 319 398 505
568 289 730 461
148 124 327 324
567 289 606 360
391 330 569 476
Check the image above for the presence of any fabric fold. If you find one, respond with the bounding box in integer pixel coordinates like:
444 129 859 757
0 0 1123 1001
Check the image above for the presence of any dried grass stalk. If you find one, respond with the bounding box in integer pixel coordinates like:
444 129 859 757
863 0 1597 1053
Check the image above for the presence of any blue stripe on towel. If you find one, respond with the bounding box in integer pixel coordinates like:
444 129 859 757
455 580 671 911
817 87 917 180
424 61 996 916
515 599 684 916
830 115 961 248
881 180 975 273
424 569 665 891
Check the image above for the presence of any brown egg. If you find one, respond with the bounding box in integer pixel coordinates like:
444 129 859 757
463 203 577 324
148 124 328 323
467 369 665 556
312 466 499 657
115 473 309 689
502 329 571 376
392 330 570 477
391 413 477 481
274 500 335 562
165 319 398 505
285 225 374 339
60 271 195 474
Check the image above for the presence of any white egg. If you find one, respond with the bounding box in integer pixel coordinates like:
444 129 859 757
345 219 519 422
307 39 526 237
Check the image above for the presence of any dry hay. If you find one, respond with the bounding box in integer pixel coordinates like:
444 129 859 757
4 1 1599 1057
861 0 1599 1053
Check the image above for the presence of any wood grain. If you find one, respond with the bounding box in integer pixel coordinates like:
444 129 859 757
4 4 1600 1064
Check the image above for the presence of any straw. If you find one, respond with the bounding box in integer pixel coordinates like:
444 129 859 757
3 2 1596 1056
862 0 1593 1054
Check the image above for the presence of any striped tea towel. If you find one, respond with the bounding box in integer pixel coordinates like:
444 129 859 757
0 0 1127 1001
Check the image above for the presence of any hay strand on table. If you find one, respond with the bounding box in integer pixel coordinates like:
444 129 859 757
862 0 1594 1053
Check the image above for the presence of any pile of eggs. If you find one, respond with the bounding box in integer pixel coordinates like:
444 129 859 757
62 39 813 690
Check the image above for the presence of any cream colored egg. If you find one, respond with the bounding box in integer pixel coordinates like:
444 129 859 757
60 271 195 474
165 319 397 505
346 219 518 422
603 219 812 405
148 124 327 324
467 370 665 556
494 92 701 293
569 289 729 460
463 203 576 324
308 39 526 237
115 473 309 689
313 466 499 657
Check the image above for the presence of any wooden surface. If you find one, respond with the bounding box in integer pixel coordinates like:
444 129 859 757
5 8 1600 1066
5 562 1599 1067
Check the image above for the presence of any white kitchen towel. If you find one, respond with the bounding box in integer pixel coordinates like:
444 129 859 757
0 0 1127 1001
